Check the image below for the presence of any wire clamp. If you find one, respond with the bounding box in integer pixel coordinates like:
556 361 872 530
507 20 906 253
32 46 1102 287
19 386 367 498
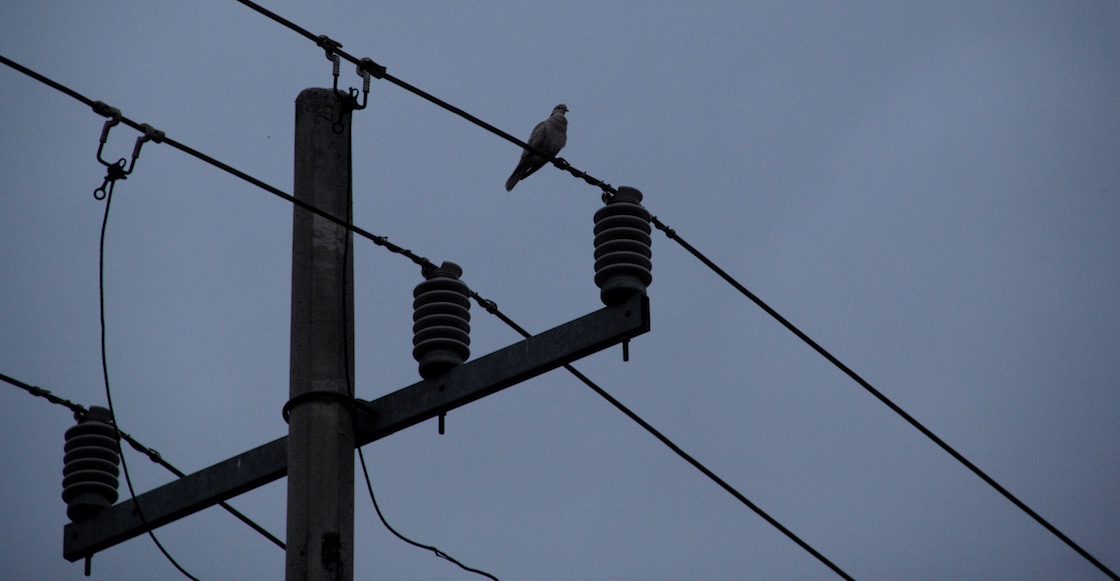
282 390 354 423
350 58 375 110
316 35 357 133
316 34 343 58
91 112 163 200
358 56 386 80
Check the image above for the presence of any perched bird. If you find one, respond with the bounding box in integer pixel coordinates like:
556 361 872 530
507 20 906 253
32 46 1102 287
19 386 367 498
505 104 568 191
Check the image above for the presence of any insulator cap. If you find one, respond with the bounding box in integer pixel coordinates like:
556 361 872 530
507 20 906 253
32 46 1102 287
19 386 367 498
62 406 120 522
413 261 471 379
594 186 652 305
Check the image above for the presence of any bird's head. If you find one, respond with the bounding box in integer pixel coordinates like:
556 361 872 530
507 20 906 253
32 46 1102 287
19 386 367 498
553 104 568 116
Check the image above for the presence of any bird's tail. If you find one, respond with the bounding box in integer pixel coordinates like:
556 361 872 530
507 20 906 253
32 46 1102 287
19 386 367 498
505 173 520 192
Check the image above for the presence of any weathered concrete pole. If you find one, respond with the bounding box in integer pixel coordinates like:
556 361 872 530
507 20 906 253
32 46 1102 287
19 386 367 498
287 88 354 581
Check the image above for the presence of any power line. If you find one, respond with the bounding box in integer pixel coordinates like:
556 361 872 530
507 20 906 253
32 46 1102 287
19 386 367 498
0 371 286 551
117 429 287 551
233 0 618 198
175 19 1115 569
0 46 982 577
0 371 89 416
469 293 855 580
647 216 1120 581
0 53 435 274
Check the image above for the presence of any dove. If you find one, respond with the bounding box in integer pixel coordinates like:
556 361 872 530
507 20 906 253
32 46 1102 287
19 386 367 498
505 104 568 191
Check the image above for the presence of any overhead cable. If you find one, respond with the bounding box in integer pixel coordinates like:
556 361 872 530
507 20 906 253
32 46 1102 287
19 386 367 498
468 293 855 580
647 216 1119 581
0 53 434 274
0 371 285 550
233 0 617 198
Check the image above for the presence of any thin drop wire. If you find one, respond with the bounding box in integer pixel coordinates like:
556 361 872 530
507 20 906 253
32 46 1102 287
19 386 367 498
98 188 201 581
0 54 433 273
357 450 500 581
333 165 498 579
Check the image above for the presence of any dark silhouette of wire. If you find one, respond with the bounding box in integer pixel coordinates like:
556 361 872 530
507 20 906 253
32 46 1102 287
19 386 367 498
98 188 200 580
468 293 855 580
232 0 617 196
357 451 501 581
122 435 286 550
647 216 1120 581
298 157 499 579
0 53 433 274
0 371 89 416
0 372 285 550
0 54 97 107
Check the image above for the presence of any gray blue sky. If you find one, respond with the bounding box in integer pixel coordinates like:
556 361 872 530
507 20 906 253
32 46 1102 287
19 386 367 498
2 1 1118 579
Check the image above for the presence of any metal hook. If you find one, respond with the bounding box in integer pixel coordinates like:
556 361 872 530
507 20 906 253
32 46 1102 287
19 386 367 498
323 52 351 134
94 105 123 169
317 35 344 94
131 123 165 164
332 58 377 132
352 60 373 111
329 53 342 96
91 121 163 200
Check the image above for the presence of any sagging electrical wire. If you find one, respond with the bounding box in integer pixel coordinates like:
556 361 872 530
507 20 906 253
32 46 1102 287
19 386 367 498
233 0 617 199
0 53 435 274
357 450 501 580
330 190 499 580
646 216 1120 581
0 372 285 550
468 293 856 580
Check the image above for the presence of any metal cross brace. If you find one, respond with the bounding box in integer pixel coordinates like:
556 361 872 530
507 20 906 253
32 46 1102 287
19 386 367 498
64 293 649 561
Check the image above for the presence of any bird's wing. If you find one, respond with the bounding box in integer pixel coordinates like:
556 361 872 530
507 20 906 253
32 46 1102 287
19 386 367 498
523 119 550 156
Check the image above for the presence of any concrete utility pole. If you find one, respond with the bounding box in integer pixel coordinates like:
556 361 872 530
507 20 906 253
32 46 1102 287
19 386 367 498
287 87 355 581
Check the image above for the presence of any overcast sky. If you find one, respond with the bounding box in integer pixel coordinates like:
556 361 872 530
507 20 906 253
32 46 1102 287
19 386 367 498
2 1 1118 579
